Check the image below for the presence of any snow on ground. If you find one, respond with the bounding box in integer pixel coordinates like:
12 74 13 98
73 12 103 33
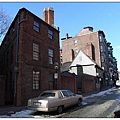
0 110 36 118
83 87 115 100
0 87 117 118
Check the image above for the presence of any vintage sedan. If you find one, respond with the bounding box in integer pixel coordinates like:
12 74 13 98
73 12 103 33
116 80 120 88
27 90 83 114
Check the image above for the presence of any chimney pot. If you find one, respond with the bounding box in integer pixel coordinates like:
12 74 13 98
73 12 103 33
66 33 68 39
43 7 54 25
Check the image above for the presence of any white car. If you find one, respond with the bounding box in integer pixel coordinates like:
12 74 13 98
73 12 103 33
27 90 83 114
116 80 120 87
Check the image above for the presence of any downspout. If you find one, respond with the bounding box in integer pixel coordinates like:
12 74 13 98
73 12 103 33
14 11 28 106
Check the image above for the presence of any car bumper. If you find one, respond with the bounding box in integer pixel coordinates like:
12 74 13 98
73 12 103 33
28 106 57 112
28 106 49 112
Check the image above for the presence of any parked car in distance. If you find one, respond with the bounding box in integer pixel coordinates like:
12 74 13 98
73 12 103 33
112 110 120 118
27 90 83 114
116 80 120 88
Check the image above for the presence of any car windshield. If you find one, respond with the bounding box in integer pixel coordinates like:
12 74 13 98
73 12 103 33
40 92 55 97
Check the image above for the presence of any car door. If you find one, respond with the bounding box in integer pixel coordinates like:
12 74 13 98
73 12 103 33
61 90 73 108
66 90 78 105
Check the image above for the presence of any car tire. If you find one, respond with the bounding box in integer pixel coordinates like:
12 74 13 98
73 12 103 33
57 106 63 114
77 98 82 107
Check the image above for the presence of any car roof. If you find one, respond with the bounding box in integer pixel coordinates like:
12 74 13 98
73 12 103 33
42 90 70 92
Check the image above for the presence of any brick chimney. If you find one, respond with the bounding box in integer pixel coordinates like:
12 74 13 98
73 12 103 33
43 7 54 25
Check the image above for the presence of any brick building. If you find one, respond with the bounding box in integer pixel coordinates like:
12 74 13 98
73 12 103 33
61 26 114 87
0 7 60 106
107 42 118 82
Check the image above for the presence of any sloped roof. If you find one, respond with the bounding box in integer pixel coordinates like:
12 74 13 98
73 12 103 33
71 50 102 70
61 62 72 72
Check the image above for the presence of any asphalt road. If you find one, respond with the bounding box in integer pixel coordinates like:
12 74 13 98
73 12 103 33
60 87 120 118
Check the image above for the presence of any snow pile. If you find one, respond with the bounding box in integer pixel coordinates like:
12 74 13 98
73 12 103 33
0 110 36 118
83 87 115 100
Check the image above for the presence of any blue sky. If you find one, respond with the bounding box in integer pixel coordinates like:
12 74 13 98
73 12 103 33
0 2 120 71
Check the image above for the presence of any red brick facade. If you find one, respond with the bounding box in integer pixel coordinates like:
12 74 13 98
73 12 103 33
61 73 77 93
61 27 109 87
61 73 96 94
0 8 60 106
82 74 96 93
62 30 101 66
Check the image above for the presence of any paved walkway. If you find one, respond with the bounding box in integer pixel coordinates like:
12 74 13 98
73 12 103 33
0 105 27 115
0 86 112 116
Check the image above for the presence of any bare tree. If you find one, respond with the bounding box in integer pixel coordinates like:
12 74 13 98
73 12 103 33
0 6 11 40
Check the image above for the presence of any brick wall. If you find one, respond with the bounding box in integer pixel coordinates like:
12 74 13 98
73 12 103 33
61 73 77 93
0 76 5 106
62 31 101 66
15 8 60 106
0 8 60 106
82 74 96 93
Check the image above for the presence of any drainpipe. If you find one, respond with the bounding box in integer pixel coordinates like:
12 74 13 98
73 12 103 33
14 11 28 106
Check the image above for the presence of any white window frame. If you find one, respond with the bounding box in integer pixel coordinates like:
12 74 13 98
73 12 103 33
74 40 77 46
33 43 39 60
48 49 54 64
75 49 78 56
33 71 40 90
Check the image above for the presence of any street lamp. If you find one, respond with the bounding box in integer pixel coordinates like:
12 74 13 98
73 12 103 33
54 62 59 89
96 72 102 91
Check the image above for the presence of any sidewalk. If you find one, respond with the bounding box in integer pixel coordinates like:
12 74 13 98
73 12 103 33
0 86 112 116
82 86 111 97
0 105 27 115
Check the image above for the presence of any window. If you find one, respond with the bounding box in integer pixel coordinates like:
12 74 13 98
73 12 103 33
49 74 54 90
74 40 77 46
67 90 74 96
48 49 54 64
99 35 102 41
48 29 53 39
33 71 40 89
33 20 40 32
62 91 69 97
75 49 78 56
79 56 82 61
40 92 55 97
99 34 105 43
101 55 104 62
33 43 39 60
100 46 103 52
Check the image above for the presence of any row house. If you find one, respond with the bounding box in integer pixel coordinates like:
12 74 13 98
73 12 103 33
0 7 60 106
61 26 118 89
107 42 118 82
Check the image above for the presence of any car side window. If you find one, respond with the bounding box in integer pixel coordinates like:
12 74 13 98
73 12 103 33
62 91 69 97
40 92 55 97
67 90 74 96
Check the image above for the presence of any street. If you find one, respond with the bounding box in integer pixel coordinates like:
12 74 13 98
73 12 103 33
0 87 120 118
61 87 120 118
